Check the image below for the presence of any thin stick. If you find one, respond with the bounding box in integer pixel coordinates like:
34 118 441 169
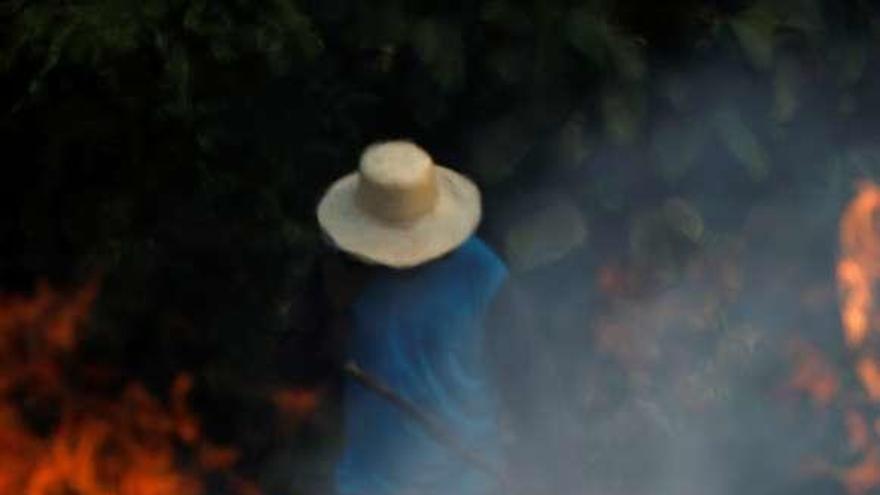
342 360 509 485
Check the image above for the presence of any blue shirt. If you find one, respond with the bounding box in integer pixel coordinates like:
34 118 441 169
336 237 508 495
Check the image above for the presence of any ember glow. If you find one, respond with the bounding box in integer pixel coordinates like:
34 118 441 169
787 339 839 408
273 388 321 424
831 181 880 494
839 182 880 402
838 182 880 348
0 280 256 495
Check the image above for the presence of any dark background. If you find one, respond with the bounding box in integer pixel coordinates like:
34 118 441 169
3 1 880 493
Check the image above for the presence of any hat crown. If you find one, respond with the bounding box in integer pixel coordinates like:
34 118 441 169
357 141 438 223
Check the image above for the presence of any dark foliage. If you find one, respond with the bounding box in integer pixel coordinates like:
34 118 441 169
4 0 880 493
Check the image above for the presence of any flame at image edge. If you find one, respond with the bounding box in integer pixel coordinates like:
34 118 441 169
0 280 260 495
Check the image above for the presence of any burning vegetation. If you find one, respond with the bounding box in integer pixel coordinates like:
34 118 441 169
5 183 880 495
830 181 880 495
778 180 880 495
0 280 261 495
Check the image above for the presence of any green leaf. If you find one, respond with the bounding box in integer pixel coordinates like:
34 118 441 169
776 0 824 34
182 0 209 35
663 198 704 243
714 108 770 182
834 40 868 86
659 73 691 112
628 197 704 283
469 116 529 183
565 7 612 69
838 92 856 117
487 45 527 84
601 85 644 145
356 3 409 46
651 119 707 184
274 0 323 60
553 112 594 170
503 196 588 272
411 18 465 91
729 4 777 70
608 36 646 82
772 55 800 124
480 0 532 34
164 43 192 115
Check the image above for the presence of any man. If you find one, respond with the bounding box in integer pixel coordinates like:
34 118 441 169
314 140 508 495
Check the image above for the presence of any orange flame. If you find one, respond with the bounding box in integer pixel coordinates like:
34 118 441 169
838 182 880 348
857 357 880 402
827 181 880 494
838 182 880 402
0 280 257 495
842 448 880 495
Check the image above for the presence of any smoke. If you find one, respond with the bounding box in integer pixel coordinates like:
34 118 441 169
477 54 871 495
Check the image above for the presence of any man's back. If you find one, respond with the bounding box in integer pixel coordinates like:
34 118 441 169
336 236 507 495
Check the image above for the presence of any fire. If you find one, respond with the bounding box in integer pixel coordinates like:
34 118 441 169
838 182 880 348
841 448 880 495
21 382 204 495
0 280 255 495
839 182 880 402
857 357 880 402
823 181 880 494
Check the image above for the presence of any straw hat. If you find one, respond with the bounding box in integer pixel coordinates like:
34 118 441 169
317 140 481 268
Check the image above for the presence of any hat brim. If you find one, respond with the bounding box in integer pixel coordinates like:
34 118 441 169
317 166 481 269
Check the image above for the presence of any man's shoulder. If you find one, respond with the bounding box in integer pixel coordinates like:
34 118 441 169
450 237 508 283
455 236 507 271
359 237 508 307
